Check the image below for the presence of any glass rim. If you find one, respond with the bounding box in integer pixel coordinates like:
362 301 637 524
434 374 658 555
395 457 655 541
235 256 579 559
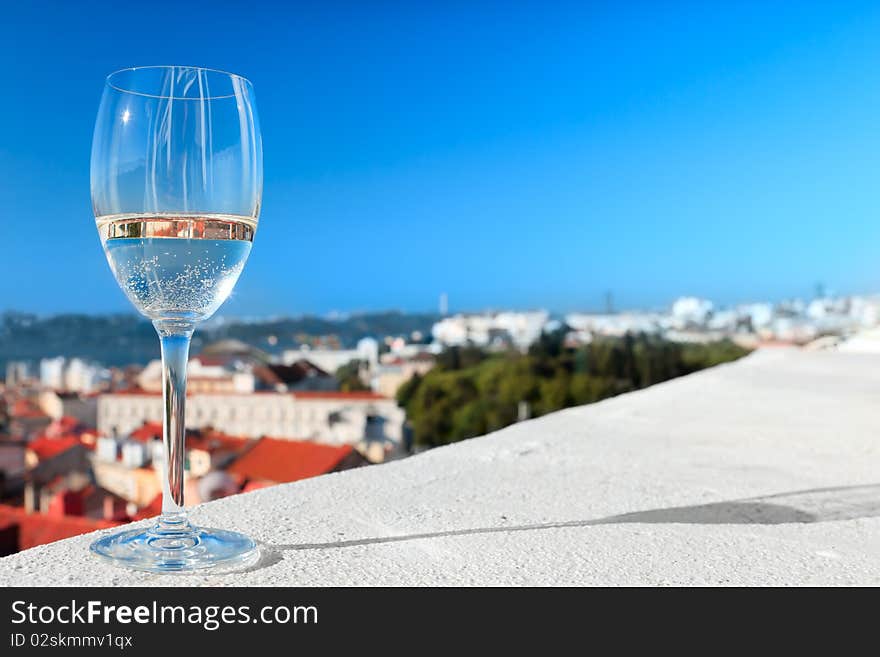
105 65 254 100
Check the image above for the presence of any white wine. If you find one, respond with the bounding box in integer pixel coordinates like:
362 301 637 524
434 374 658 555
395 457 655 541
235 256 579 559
96 214 256 323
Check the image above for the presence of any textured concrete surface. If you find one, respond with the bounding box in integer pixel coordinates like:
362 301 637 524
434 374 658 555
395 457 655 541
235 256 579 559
3 347 880 586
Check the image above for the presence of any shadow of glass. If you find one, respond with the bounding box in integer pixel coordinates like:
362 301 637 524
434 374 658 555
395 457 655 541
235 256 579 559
592 501 815 525
250 483 880 568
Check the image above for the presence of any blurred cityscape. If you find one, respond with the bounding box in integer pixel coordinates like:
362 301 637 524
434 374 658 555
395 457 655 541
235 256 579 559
2 290 878 555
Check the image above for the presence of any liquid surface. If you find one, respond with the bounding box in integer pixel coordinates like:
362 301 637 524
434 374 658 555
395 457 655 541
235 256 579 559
97 214 255 323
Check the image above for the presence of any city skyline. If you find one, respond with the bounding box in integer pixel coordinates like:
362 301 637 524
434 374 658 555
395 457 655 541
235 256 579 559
0 284 870 320
4 3 880 316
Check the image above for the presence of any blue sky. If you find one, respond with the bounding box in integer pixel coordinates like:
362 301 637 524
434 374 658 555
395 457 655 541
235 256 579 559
2 1 880 316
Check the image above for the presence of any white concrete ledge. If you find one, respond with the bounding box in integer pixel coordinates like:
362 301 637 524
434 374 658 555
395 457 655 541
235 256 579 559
3 348 880 586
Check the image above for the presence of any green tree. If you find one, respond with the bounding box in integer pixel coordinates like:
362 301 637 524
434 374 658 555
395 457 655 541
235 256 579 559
335 359 370 392
396 372 422 408
399 335 750 448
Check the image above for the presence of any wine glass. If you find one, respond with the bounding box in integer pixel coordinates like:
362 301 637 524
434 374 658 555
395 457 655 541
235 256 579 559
89 66 262 572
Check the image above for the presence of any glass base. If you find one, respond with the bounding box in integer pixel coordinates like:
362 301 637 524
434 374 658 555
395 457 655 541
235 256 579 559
90 520 258 573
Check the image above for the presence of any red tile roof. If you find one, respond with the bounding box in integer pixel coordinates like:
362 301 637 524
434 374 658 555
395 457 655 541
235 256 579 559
241 480 274 492
129 421 164 442
11 399 48 419
46 489 86 517
46 416 84 437
26 436 81 461
0 504 121 553
186 431 252 454
227 437 353 484
132 494 163 521
128 423 252 455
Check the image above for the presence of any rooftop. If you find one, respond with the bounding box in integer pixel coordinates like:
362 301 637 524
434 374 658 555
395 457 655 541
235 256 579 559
2 347 880 585
126 423 252 455
25 435 83 461
0 505 120 554
226 437 354 484
10 399 48 419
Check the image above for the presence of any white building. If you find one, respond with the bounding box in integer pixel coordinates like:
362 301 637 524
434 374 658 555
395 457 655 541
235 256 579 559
281 337 379 373
706 310 739 332
848 296 880 327
738 303 774 330
769 317 819 344
432 312 549 350
39 356 105 393
671 297 714 327
5 361 33 387
97 390 405 447
64 358 104 393
138 357 256 394
565 312 665 337
40 357 66 390
494 312 550 349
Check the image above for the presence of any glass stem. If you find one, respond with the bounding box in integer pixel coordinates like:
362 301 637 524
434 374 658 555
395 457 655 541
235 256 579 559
155 320 194 531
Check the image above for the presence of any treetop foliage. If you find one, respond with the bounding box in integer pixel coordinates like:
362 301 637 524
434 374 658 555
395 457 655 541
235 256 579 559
398 330 750 448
